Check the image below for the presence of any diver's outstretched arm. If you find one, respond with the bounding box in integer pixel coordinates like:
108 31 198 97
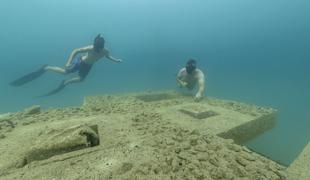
194 74 205 102
106 50 122 63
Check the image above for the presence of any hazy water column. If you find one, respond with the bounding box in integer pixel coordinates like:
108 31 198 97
0 0 309 165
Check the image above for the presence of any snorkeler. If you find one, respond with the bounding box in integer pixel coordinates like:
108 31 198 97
176 59 205 101
10 34 122 96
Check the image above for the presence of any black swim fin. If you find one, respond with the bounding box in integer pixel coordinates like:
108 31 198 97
37 80 66 97
9 65 47 87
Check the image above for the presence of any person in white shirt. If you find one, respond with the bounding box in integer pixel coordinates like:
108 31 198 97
176 59 205 101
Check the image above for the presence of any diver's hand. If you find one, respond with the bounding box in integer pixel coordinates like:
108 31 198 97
194 93 203 102
116 59 123 63
180 81 188 87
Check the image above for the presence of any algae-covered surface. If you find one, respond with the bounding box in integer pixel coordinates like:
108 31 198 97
0 91 288 179
287 142 310 180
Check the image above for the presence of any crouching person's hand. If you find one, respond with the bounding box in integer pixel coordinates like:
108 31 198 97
194 93 203 102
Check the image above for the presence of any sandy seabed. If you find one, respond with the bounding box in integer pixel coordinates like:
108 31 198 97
0 91 288 180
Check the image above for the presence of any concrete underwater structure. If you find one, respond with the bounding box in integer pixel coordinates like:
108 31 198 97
0 91 308 179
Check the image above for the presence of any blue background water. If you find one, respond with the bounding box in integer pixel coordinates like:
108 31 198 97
0 0 309 166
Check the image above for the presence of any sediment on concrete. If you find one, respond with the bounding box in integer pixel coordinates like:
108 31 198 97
0 91 289 180
83 91 278 145
218 112 277 144
287 142 310 180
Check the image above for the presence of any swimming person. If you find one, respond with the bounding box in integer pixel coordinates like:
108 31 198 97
10 34 122 96
176 59 205 101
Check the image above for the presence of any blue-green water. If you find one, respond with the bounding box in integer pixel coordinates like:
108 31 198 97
0 0 309 166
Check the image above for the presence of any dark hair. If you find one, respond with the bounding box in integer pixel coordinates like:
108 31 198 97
93 34 105 52
186 59 197 74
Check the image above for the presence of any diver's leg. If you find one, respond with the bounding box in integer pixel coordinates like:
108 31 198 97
44 66 67 74
39 76 82 97
64 76 83 85
38 75 85 97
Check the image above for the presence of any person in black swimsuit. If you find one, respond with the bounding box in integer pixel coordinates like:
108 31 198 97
10 34 122 96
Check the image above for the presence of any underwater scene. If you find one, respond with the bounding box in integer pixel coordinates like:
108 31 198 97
0 0 309 179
